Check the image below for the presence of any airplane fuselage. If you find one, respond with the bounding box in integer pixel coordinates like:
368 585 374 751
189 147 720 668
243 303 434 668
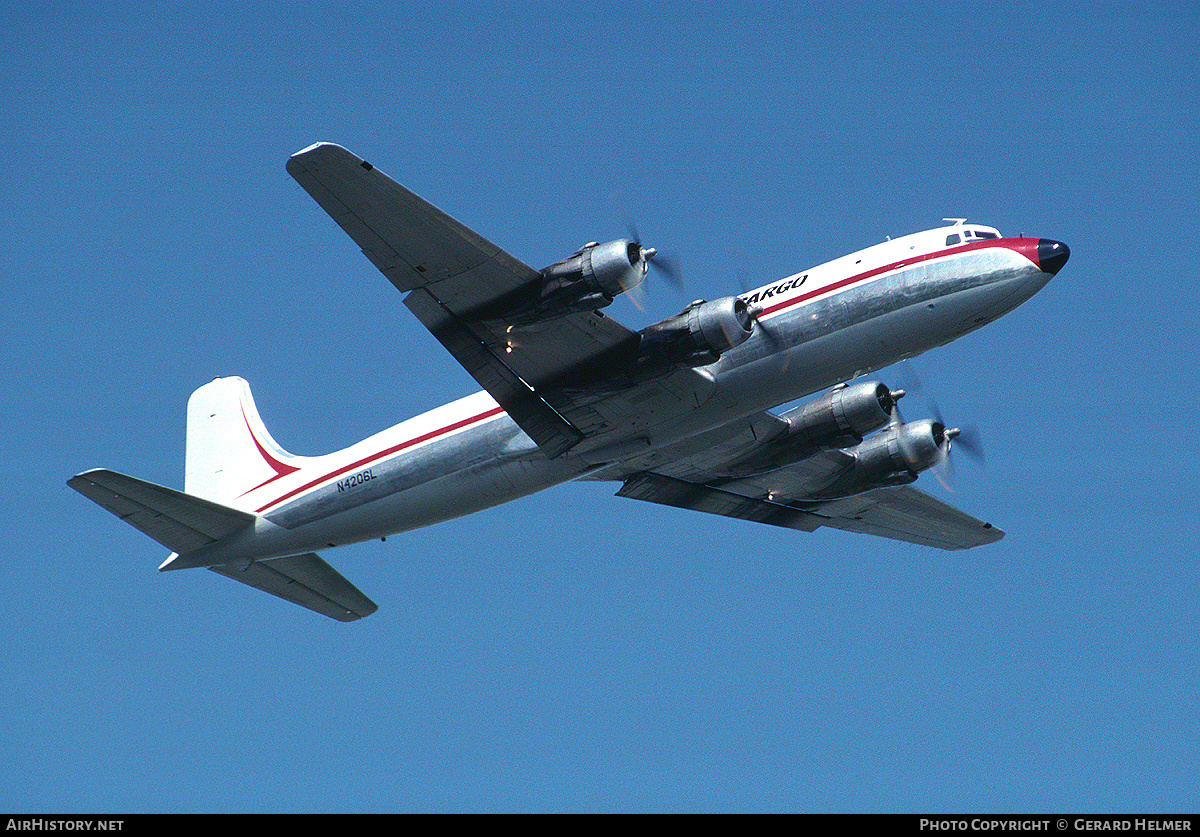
165 224 1062 571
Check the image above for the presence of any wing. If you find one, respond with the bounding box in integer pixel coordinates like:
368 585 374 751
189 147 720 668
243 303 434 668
791 484 1003 549
288 143 673 458
615 467 1003 551
286 143 538 295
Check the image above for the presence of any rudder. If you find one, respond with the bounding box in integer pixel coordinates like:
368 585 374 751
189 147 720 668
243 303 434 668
185 376 304 504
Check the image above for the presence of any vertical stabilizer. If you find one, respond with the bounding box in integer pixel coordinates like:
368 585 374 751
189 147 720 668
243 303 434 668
185 377 304 504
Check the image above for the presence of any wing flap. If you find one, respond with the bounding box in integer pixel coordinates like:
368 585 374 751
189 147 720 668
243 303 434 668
210 553 378 622
405 287 584 457
617 472 823 532
68 469 255 554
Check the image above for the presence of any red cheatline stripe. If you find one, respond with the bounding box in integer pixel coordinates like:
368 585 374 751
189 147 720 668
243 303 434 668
240 406 301 496
758 238 1039 319
253 405 505 513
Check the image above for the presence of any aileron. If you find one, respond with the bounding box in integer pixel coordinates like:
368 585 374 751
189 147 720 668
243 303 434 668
811 486 1004 550
618 470 1001 550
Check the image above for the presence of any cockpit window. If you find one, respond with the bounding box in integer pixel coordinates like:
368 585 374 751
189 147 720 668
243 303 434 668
974 231 999 239
946 233 961 246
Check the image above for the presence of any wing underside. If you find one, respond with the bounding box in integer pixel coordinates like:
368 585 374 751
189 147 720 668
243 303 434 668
617 471 1003 550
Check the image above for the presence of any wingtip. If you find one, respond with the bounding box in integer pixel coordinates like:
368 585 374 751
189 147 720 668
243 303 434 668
291 141 337 157
289 141 360 163
67 468 109 490
287 143 363 177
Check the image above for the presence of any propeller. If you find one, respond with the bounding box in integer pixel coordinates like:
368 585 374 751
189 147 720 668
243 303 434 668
734 254 788 367
909 370 985 467
931 422 958 492
623 220 684 311
737 300 792 373
889 364 985 492
745 302 784 348
734 260 802 372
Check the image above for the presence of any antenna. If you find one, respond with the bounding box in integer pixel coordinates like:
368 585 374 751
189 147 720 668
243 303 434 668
942 218 967 226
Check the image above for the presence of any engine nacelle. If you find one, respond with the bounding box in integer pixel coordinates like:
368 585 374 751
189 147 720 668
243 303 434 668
807 419 948 500
637 296 756 368
780 380 898 448
711 380 897 477
536 238 649 314
473 239 651 324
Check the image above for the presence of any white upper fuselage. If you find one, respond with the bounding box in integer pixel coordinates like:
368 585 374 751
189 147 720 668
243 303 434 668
739 221 1004 316
167 222 1053 570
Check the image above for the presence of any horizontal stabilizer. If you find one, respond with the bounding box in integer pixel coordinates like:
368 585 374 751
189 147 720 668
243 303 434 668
68 468 255 554
210 553 378 621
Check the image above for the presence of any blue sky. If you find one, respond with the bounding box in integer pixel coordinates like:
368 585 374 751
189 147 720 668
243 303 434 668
4 0 1198 813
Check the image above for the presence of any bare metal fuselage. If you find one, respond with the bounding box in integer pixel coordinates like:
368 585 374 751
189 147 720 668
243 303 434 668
165 231 1055 572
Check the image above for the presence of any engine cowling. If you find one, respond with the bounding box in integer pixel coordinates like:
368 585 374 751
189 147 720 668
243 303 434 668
780 381 899 447
807 419 949 499
533 239 649 315
637 296 756 368
471 239 651 323
711 380 898 477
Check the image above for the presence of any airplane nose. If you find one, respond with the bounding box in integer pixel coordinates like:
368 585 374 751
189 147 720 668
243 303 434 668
1037 239 1070 275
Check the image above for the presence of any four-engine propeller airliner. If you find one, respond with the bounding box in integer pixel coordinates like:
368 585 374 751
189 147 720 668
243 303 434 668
69 143 1068 621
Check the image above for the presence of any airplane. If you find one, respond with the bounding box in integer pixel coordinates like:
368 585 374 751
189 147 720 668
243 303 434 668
68 142 1069 622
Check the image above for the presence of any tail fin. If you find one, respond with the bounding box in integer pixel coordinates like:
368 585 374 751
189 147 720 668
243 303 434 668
185 376 304 504
70 377 379 621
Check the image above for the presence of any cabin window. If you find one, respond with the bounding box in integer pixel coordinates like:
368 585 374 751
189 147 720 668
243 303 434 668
946 233 961 246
